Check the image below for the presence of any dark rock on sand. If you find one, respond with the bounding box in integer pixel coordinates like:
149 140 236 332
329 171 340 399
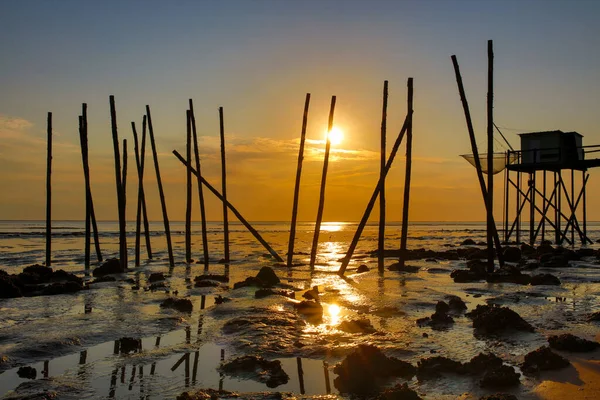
294 300 323 321
50 269 82 284
219 355 289 388
194 280 220 288
356 264 370 273
333 344 416 394
256 266 280 287
177 389 290 400
502 247 522 262
464 352 504 374
148 272 165 283
467 304 535 334
0 273 22 298
540 255 569 268
537 243 555 257
194 274 229 283
233 276 262 289
435 301 449 314
388 263 420 273
375 383 422 400
548 333 600 352
255 289 294 299
302 286 320 301
160 297 193 313
450 269 486 283
479 394 518 400
118 337 141 354
214 295 231 305
93 258 124 277
521 346 570 375
486 269 531 285
338 319 377 334
447 295 467 311
529 273 561 286
461 239 477 246
588 311 600 321
23 264 53 278
479 365 520 388
17 366 37 379
416 356 464 380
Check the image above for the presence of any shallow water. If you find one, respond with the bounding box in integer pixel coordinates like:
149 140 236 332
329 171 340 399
1 220 600 399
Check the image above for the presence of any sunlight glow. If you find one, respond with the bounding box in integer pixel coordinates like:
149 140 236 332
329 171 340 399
326 126 344 145
328 304 341 317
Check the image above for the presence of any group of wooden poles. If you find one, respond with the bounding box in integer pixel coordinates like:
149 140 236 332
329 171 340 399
43 78 417 276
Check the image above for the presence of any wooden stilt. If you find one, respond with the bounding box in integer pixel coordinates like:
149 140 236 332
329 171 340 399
571 169 575 245
378 81 388 273
583 171 587 242
46 112 52 267
109 96 127 270
219 107 230 263
297 357 305 395
189 100 209 267
78 114 91 269
542 171 546 242
517 170 521 244
287 93 311 267
486 40 494 272
185 110 193 263
122 138 128 267
309 96 337 270
146 105 174 267
173 150 284 262
504 155 510 242
530 172 535 244
132 121 142 266
140 116 152 259
399 79 413 269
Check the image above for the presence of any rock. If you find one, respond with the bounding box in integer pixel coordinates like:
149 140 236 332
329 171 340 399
435 301 450 314
375 383 422 400
255 266 280 287
461 239 477 246
416 356 464 380
255 289 294 299
219 355 289 388
502 247 522 262
479 394 518 400
356 264 370 273
23 264 53 278
91 276 116 284
194 274 229 283
486 270 531 285
447 295 467 311
548 333 600 352
450 269 486 283
50 269 82 284
118 337 141 354
467 304 535 334
537 244 555 257
92 258 124 277
42 281 83 295
17 366 37 379
479 365 520 388
521 346 570 375
529 273 561 286
0 273 22 298
464 352 504 375
302 286 320 301
148 272 165 283
294 301 323 322
338 319 377 334
588 311 600 321
541 255 569 268
149 282 167 291
388 263 420 273
233 276 262 289
333 344 416 394
520 243 536 255
160 297 193 313
194 280 220 288
214 295 231 305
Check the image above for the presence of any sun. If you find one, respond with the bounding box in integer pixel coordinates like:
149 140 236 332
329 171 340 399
327 126 344 145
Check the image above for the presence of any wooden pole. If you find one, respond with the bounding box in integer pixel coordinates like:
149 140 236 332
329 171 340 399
378 81 388 273
517 170 521 244
46 112 52 267
338 112 411 276
399 78 413 269
185 110 193 263
78 114 91 269
571 169 575 245
140 116 152 259
451 55 504 269
132 121 142 266
542 171 546 242
189 100 209 267
530 172 535 244
219 107 230 263
504 153 509 242
287 93 311 267
122 138 128 267
309 96 337 270
110 96 127 269
486 40 494 271
173 150 284 262
146 105 174 267
583 171 587 242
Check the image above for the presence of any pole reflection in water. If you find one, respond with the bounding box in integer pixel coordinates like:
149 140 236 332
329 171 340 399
296 357 305 394
218 349 225 391
323 361 331 394
128 364 136 390
43 360 48 378
139 365 145 397
121 366 126 383
109 367 118 398
192 351 200 385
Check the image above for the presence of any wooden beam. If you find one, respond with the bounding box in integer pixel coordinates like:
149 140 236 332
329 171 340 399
378 81 388 273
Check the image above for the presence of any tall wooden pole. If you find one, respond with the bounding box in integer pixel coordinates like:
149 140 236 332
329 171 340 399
219 107 230 263
132 121 143 266
109 96 127 270
78 114 91 269
378 81 388 273
140 116 152 259
173 150 284 262
487 40 494 271
185 110 193 263
82 105 102 262
122 138 128 268
189 100 209 267
287 93 311 267
571 169 575 245
309 96 337 270
338 113 411 276
399 78 413 269
583 171 587 242
45 112 52 267
146 105 174 267
451 55 504 269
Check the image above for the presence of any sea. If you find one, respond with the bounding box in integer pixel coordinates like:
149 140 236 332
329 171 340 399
1 220 599 399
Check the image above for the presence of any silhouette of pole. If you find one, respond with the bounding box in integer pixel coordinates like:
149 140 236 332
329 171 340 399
451 55 504 270
487 39 495 270
140 116 152 259
189 100 209 267
378 81 388 273
122 138 128 268
78 114 91 269
219 107 230 263
110 96 127 270
338 112 411 276
309 96 336 270
82 105 102 262
399 78 414 268
146 105 174 267
45 112 52 267
287 93 311 267
185 110 193 263
132 117 152 264
173 150 284 262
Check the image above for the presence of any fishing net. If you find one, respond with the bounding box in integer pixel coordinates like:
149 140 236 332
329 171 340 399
461 152 518 175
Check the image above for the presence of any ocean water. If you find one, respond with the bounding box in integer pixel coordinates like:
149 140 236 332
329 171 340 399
1 220 599 399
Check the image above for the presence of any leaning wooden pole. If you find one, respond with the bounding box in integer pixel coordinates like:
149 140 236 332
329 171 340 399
82 104 102 262
486 39 495 271
132 121 143 266
110 96 127 270
451 55 504 269
140 116 152 259
338 112 411 276
45 112 52 267
399 78 414 269
146 105 174 267
287 93 311 267
378 81 388 273
78 114 91 269
185 110 193 263
189 100 209 267
309 96 337 270
219 107 230 263
173 150 284 262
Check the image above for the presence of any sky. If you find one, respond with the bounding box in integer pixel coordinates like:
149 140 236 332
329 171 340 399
1 0 600 223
